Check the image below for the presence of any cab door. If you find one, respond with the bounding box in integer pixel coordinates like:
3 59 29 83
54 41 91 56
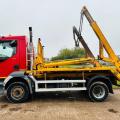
0 39 19 77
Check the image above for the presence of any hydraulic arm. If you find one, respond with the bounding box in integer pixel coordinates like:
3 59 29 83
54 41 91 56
81 6 120 72
31 6 120 80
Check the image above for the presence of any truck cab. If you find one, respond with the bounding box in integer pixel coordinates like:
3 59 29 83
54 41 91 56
0 36 27 78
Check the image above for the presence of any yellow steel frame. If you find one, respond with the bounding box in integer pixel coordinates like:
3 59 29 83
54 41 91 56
30 6 120 80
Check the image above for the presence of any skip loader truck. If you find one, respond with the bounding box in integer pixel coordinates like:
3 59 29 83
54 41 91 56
0 6 120 103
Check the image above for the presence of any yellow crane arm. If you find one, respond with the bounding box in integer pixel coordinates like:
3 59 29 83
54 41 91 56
81 6 120 71
33 38 44 69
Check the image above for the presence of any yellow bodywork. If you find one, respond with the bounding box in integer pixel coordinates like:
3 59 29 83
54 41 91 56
29 6 120 81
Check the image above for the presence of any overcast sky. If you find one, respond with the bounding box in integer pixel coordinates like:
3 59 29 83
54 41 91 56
0 0 120 58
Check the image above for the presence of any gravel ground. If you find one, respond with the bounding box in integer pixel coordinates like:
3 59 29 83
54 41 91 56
0 89 120 120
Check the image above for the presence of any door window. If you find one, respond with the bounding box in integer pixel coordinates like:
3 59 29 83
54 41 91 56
0 40 17 61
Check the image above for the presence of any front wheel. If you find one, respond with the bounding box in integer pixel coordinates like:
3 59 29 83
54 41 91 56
88 81 109 102
6 82 30 103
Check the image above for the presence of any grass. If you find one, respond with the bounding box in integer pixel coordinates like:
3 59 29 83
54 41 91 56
113 85 120 89
113 81 120 89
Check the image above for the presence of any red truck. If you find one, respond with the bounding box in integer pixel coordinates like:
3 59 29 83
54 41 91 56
0 6 120 103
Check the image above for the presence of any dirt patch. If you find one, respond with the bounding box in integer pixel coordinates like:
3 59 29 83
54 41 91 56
23 109 35 112
0 104 8 109
9 107 22 111
108 108 118 113
0 89 120 120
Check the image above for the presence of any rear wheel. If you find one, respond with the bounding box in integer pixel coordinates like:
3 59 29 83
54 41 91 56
88 81 109 102
6 82 30 103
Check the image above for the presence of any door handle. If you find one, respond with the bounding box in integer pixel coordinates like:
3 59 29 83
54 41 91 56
12 58 16 60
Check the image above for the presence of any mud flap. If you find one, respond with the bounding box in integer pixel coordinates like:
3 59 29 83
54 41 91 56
0 81 4 96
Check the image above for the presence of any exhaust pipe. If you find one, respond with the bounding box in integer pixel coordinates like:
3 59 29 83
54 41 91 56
28 27 34 70
29 27 33 43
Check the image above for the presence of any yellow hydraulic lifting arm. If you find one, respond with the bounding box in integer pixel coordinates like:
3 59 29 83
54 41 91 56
33 38 44 69
34 38 94 69
81 6 120 71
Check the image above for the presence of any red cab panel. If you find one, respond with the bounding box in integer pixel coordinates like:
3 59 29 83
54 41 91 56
0 36 27 77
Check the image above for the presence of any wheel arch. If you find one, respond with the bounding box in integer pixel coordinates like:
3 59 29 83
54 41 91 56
4 76 33 95
5 77 29 90
86 75 113 93
4 71 34 94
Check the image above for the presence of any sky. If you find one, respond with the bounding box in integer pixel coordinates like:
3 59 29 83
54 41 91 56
0 0 120 58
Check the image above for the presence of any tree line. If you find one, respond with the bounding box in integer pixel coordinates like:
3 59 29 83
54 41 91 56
51 48 85 61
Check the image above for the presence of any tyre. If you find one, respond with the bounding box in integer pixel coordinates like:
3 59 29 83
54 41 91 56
6 82 30 103
88 81 109 102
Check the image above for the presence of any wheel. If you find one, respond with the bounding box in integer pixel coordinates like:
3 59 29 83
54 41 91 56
6 82 30 103
88 81 109 102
